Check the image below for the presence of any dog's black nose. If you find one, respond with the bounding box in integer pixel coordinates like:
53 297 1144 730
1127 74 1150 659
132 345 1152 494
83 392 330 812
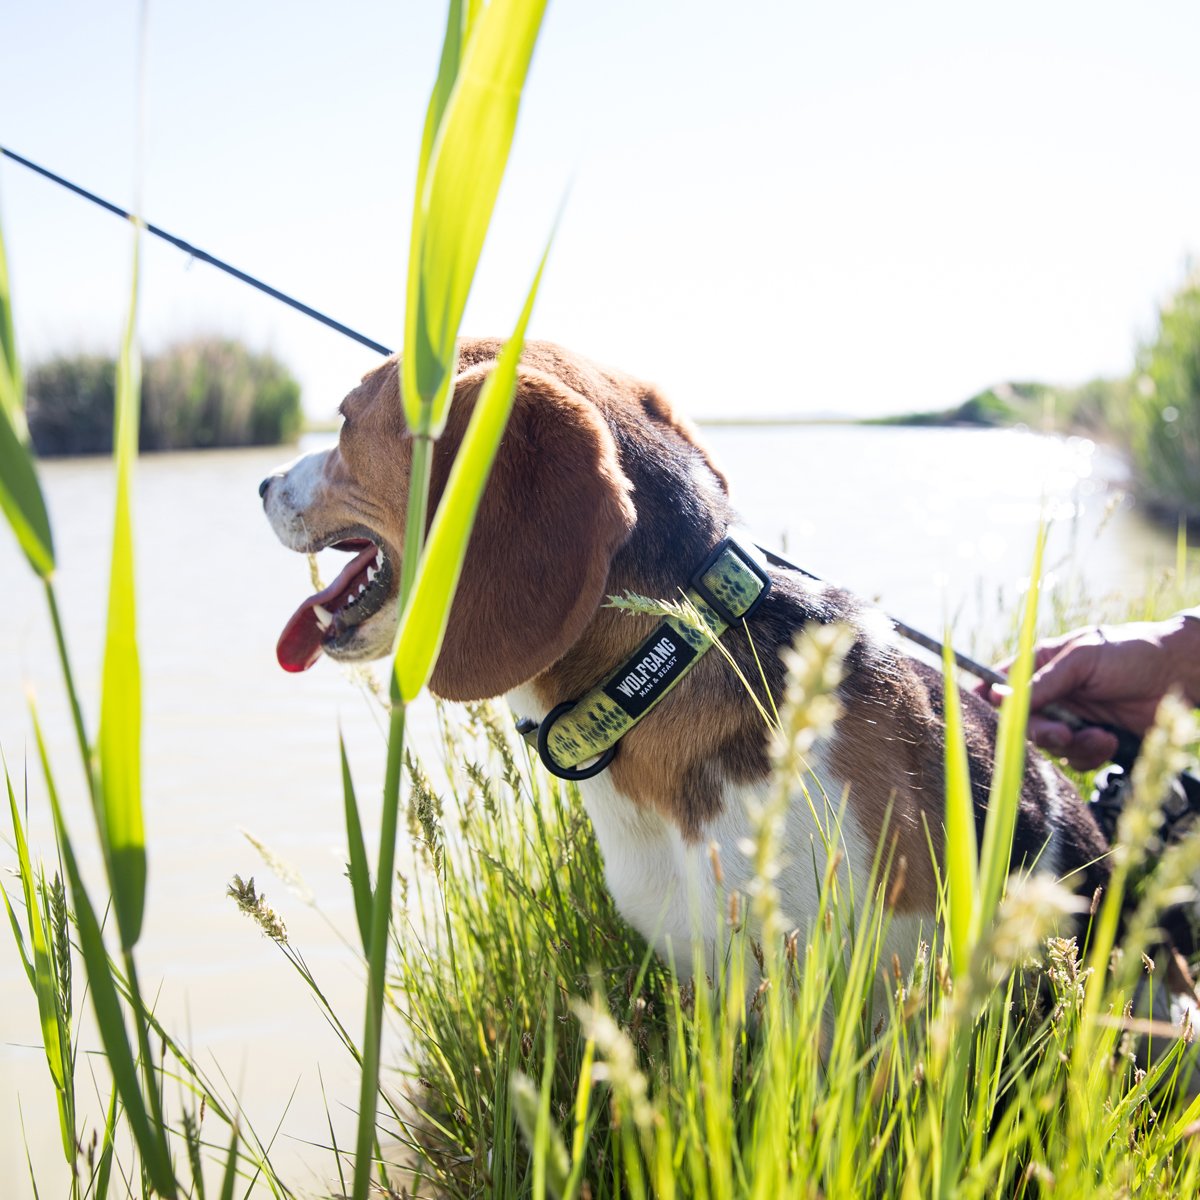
259 475 278 501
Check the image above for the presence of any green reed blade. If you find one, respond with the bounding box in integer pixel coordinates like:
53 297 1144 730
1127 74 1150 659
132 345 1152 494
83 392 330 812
941 633 977 974
403 0 548 433
0 218 55 579
4 760 67 1095
97 232 146 951
511 1047 572 1200
339 731 373 957
5 764 77 1180
402 0 467 429
973 525 1046 941
218 1124 240 1200
28 699 174 1194
46 778 176 1195
362 0 548 1189
393 243 550 702
0 207 20 417
1 864 35 988
93 1083 119 1200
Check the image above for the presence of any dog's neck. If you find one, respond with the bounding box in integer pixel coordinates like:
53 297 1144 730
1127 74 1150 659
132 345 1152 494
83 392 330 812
523 538 773 779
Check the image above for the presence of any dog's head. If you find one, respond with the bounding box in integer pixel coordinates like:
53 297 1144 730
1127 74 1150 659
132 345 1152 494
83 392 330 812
261 340 729 701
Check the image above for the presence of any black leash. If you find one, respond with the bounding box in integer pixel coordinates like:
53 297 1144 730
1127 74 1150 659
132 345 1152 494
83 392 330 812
0 145 395 358
755 542 1145 764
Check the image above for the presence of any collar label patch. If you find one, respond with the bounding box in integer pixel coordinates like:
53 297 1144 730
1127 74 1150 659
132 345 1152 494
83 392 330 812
603 629 698 719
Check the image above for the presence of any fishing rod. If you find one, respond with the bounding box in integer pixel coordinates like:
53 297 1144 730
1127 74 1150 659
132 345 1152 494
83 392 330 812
0 145 1147 764
0 145 394 357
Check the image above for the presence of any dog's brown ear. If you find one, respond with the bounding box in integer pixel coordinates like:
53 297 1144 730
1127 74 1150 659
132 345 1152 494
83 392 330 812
638 385 729 494
427 365 637 701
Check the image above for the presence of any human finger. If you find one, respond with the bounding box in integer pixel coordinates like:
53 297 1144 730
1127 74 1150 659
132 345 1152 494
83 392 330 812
1060 726 1120 772
991 630 1090 683
1026 642 1102 714
1026 715 1075 751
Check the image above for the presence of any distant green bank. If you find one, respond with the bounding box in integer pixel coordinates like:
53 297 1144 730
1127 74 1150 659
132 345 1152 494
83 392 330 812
28 337 302 455
870 270 1200 529
864 376 1128 436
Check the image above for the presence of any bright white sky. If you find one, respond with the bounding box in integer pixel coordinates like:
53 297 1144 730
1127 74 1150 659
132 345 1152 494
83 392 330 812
2 0 1198 421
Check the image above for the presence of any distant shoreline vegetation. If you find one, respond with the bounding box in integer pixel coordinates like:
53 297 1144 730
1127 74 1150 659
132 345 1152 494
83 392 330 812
860 377 1127 434
28 337 303 456
866 269 1200 530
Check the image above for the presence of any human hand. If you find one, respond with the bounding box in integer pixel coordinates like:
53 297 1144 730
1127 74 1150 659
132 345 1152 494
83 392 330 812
977 610 1200 771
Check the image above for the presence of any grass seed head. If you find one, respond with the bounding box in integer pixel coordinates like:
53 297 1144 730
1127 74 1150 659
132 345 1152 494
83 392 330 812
226 874 288 943
771 622 854 771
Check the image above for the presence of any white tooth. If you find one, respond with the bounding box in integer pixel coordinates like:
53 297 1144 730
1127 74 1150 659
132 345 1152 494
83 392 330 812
313 604 333 629
346 593 357 606
367 566 378 583
358 582 367 594
375 550 383 567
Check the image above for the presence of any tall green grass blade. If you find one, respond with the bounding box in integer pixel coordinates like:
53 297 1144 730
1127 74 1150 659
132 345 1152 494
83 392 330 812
403 0 548 432
563 1037 596 1200
5 761 66 1095
393 243 550 701
94 1083 119 1200
363 1 543 1191
185 1109 207 1200
511 1061 571 1200
5 761 80 1176
973 526 1045 939
97 234 146 950
5 761 79 1179
0 203 21 418
1 857 36 989
44 581 97 803
21 1141 42 1200
0 218 55 578
30 698 176 1196
339 731 373 957
941 633 977 974
402 0 467 429
218 1125 240 1200
46 785 175 1195
352 702 406 1200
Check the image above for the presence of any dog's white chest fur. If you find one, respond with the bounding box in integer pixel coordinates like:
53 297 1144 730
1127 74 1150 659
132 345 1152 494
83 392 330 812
510 685 923 978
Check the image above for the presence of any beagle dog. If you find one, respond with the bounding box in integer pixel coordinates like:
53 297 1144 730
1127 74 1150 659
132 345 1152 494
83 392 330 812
260 339 1111 977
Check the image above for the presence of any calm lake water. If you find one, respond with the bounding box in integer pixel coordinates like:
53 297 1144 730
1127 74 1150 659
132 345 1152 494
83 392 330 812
0 424 1179 1194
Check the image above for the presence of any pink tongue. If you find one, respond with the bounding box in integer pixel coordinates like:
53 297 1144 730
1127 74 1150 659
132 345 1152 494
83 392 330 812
276 543 379 672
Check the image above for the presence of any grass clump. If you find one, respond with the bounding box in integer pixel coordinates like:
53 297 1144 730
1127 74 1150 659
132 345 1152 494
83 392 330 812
370 625 1200 1199
26 336 302 455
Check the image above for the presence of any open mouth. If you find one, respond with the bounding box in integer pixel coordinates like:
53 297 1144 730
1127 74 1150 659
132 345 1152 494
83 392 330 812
276 536 395 672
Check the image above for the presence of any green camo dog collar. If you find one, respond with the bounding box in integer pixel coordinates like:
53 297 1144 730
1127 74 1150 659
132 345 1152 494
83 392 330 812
518 537 771 781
